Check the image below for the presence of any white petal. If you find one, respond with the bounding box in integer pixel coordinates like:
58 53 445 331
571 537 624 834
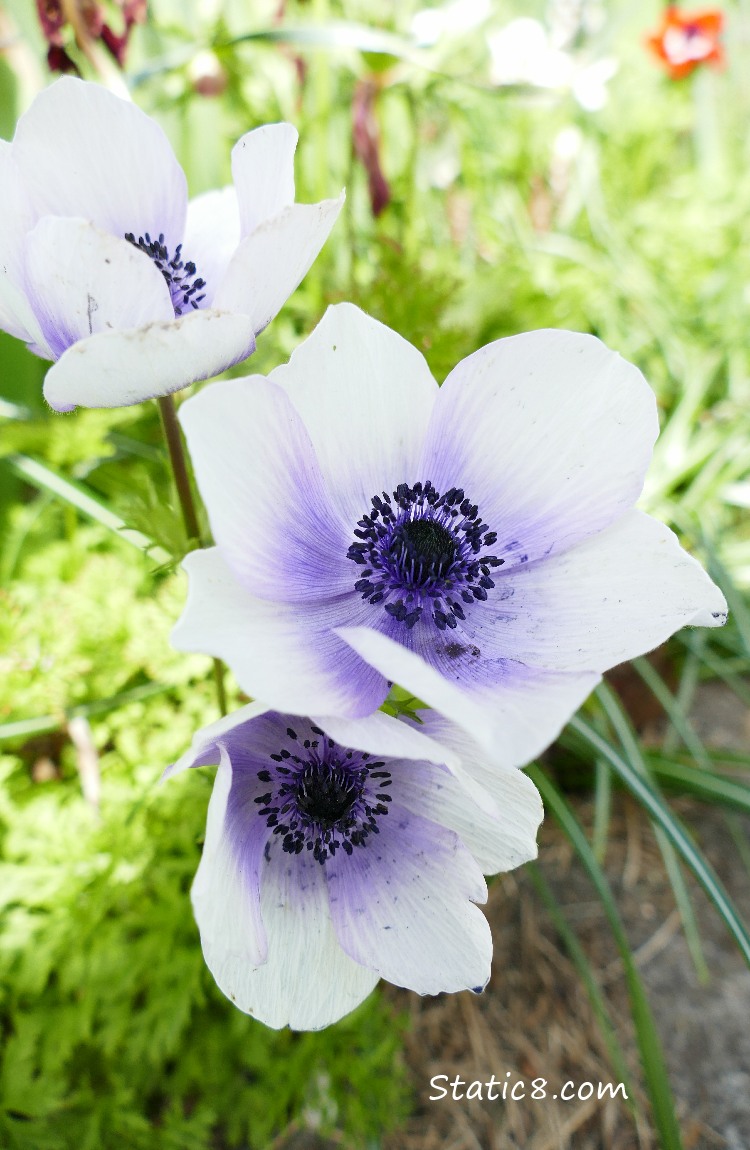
318 709 498 817
23 217 173 360
484 509 728 671
419 329 660 564
327 807 492 995
317 709 459 769
171 548 388 717
191 746 268 967
199 846 379 1029
337 624 599 767
0 143 49 350
212 195 344 334
269 303 438 525
178 377 353 601
396 712 543 873
163 700 271 780
183 187 241 308
42 309 256 410
231 123 298 237
13 77 187 245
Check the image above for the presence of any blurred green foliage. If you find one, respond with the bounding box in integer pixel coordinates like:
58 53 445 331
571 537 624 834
1 0 750 1146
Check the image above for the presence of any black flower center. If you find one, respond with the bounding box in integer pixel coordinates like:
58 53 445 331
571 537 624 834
389 518 457 579
348 480 503 632
254 725 392 864
296 767 358 826
124 231 207 316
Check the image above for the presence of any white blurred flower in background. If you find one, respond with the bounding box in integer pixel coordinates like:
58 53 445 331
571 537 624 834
488 16 617 111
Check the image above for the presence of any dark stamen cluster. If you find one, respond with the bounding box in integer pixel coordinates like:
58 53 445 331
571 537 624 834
124 231 207 315
254 726 392 864
347 480 503 631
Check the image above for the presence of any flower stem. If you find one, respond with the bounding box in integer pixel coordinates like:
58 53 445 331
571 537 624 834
158 394 201 545
158 394 228 717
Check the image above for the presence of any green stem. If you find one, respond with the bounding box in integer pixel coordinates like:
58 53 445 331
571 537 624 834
158 394 228 717
158 394 201 545
211 659 228 718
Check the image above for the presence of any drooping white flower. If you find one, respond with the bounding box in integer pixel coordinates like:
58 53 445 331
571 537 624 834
171 303 727 764
0 77 343 411
166 702 542 1030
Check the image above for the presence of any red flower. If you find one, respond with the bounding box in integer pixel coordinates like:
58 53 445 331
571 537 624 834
646 6 724 79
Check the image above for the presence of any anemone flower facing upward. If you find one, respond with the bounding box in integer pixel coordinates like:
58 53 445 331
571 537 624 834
0 76 343 411
172 304 727 764
646 7 724 80
165 703 542 1029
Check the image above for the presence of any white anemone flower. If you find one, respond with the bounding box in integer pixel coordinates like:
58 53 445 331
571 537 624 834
166 702 542 1030
0 77 343 411
171 304 727 764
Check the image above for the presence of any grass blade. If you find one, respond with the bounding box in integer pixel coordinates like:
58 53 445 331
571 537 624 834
596 684 709 981
4 453 170 566
529 767 685 1150
592 758 612 864
648 756 750 815
0 682 175 745
631 656 711 769
568 714 750 969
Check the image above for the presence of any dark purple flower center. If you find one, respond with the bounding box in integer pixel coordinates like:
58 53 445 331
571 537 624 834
124 231 207 316
347 480 503 632
254 726 391 864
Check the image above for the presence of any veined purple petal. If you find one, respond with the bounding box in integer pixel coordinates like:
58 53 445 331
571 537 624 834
199 842 380 1030
327 804 492 995
178 377 354 603
269 304 437 526
191 746 270 968
468 509 728 671
419 329 660 565
172 549 388 719
337 623 599 767
386 747 542 874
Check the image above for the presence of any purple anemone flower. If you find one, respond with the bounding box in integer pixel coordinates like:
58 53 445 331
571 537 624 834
165 703 542 1029
171 304 727 762
0 77 343 411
